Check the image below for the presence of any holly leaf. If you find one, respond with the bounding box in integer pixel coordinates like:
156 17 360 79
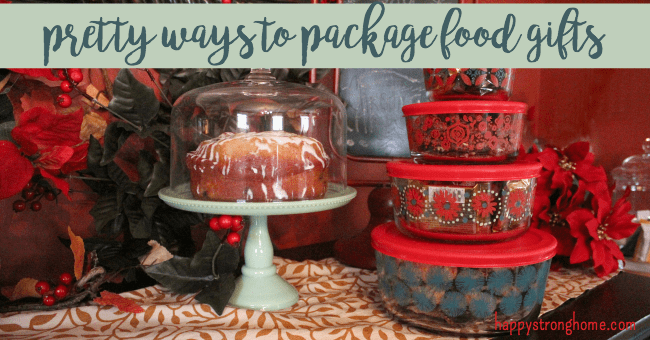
86 136 108 179
107 162 138 195
137 150 155 191
143 161 169 197
143 256 213 294
93 291 144 313
109 69 159 130
189 231 221 276
152 208 201 258
83 238 151 271
100 122 132 166
89 191 120 234
194 273 236 316
190 232 239 278
141 197 160 220
68 227 85 280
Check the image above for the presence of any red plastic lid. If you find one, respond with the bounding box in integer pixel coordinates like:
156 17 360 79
402 101 528 116
371 222 557 268
387 160 542 182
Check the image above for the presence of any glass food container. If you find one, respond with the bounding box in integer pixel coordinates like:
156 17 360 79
423 68 514 101
402 101 527 163
612 138 650 215
372 222 556 336
387 160 542 243
170 69 348 202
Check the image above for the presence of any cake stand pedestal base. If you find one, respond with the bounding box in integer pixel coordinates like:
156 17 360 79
228 215 298 310
158 184 356 312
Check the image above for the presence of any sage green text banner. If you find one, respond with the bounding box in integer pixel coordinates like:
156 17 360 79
0 3 645 68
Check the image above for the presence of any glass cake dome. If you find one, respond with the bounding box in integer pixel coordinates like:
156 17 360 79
170 69 347 202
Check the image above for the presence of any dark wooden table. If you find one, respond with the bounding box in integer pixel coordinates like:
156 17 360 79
498 271 650 340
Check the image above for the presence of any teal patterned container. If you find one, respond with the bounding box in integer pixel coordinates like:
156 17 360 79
372 222 556 336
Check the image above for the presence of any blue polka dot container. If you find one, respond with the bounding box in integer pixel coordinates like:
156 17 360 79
387 160 542 243
372 222 556 336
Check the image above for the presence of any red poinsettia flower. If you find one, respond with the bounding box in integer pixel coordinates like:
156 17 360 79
537 142 608 204
0 141 35 199
471 192 496 218
405 188 425 217
0 106 86 199
507 189 527 219
566 187 639 277
11 106 83 156
9 69 59 81
432 190 460 221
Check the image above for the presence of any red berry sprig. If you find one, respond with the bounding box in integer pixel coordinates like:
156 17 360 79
54 68 85 108
34 272 75 307
12 178 61 213
208 215 244 246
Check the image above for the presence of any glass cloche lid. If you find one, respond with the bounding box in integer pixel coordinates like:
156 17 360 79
169 69 347 203
612 138 650 186
612 138 650 214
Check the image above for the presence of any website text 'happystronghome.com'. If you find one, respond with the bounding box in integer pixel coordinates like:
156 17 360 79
495 312 636 336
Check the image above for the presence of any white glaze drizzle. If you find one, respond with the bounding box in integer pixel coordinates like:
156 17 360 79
188 131 330 177
272 181 288 199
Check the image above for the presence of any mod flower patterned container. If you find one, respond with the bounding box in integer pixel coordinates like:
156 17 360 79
423 68 514 101
387 160 542 243
403 101 527 163
372 222 556 335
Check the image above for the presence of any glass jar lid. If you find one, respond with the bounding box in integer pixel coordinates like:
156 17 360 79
612 138 650 186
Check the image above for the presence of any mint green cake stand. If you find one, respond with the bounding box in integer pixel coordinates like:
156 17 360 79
159 183 357 311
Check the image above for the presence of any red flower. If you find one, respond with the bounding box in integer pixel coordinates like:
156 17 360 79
1 106 86 199
537 142 608 204
0 141 35 199
566 188 639 277
11 106 83 156
507 189 526 219
9 69 59 81
471 192 496 218
405 188 425 217
432 190 460 221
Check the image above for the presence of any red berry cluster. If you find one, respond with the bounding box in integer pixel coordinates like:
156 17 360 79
55 68 83 108
12 180 59 213
35 272 74 306
208 215 243 246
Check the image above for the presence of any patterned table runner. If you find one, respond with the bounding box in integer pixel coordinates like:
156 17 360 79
0 257 610 340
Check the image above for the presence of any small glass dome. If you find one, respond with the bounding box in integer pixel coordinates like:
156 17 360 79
170 69 347 202
612 137 650 214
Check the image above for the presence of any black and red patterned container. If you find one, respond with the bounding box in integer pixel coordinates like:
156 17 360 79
423 68 514 101
403 101 527 163
387 160 542 243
